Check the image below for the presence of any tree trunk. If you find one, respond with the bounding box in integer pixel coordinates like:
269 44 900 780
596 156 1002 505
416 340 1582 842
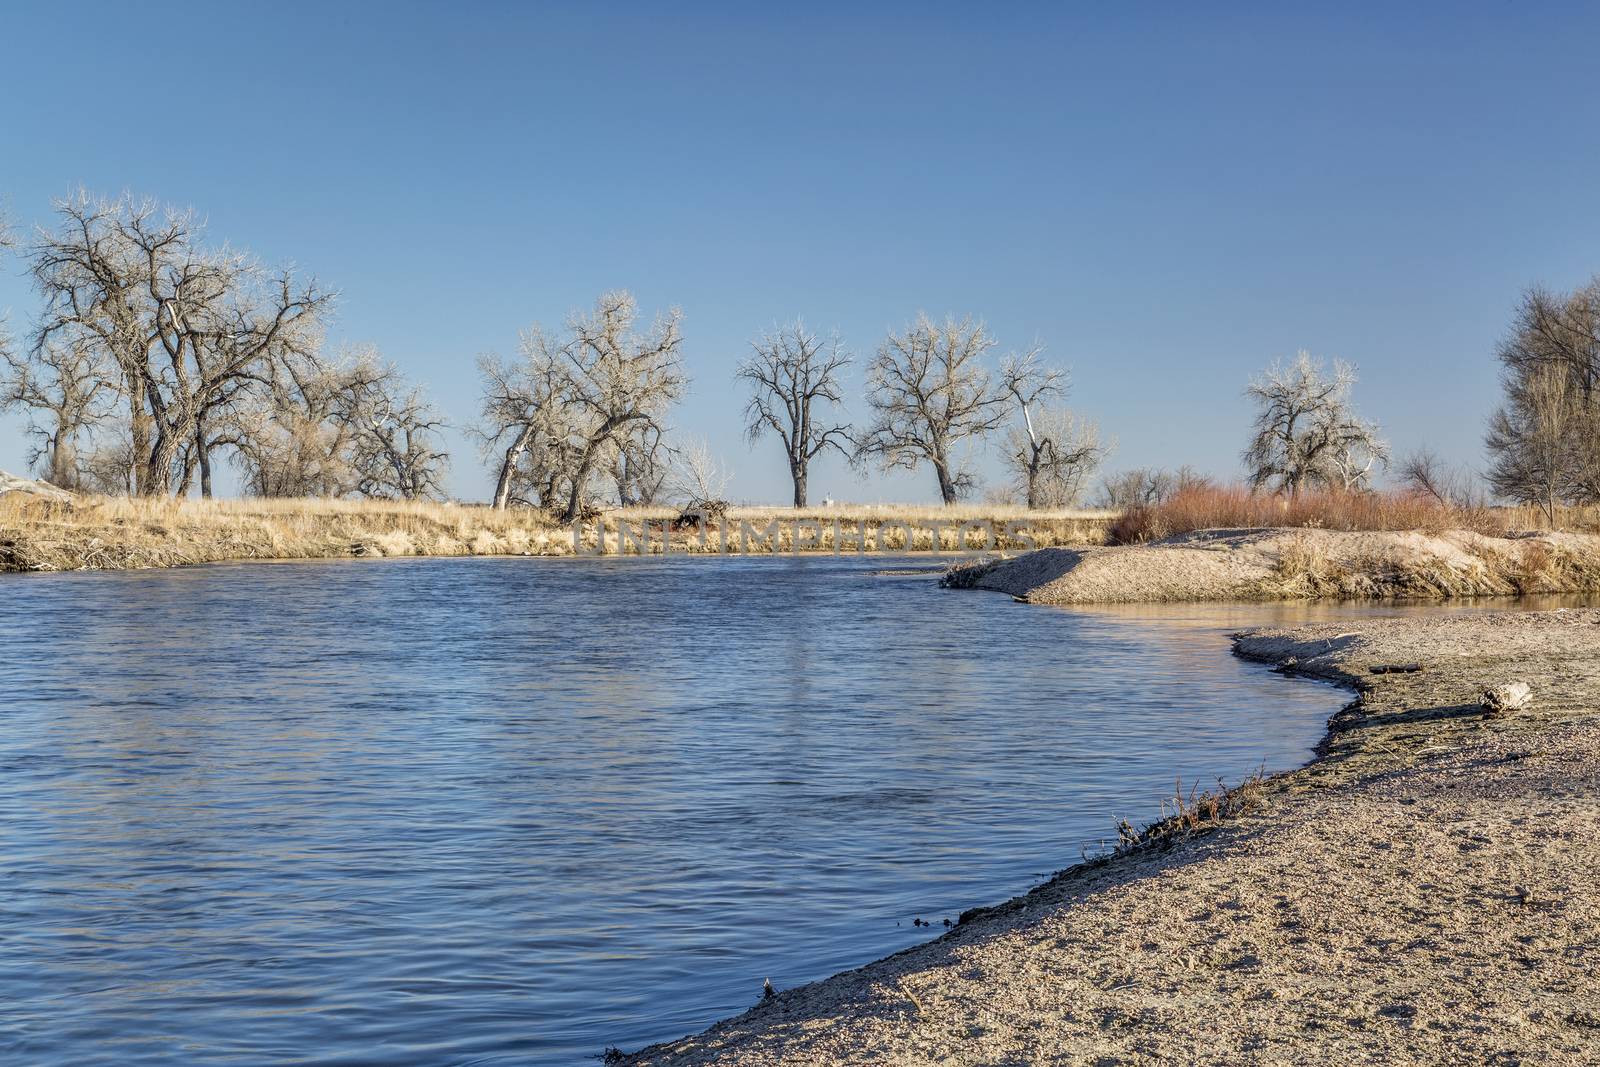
47 429 77 490
144 430 178 497
493 425 533 509
792 463 807 508
934 460 957 505
560 481 587 525
197 433 213 499
560 422 626 523
615 451 635 507
129 377 153 496
559 440 603 524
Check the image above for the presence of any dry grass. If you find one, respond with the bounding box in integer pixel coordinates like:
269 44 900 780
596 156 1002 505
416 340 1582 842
0 494 1115 572
614 503 1117 524
1114 770 1271 853
1108 486 1519 545
0 494 572 572
1264 528 1600 600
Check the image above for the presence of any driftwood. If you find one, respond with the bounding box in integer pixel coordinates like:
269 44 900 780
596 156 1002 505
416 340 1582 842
671 499 730 531
1481 681 1533 717
0 470 74 505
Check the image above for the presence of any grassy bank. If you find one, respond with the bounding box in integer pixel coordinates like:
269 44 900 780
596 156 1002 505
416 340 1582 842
0 494 1114 573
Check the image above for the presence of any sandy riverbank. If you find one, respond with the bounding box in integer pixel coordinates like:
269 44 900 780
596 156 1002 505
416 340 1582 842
618 608 1600 1065
947 527 1600 602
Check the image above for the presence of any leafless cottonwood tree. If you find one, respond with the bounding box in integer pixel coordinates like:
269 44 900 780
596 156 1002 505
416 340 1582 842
230 347 397 498
26 192 332 496
343 365 449 500
556 293 686 522
2 213 124 488
1243 352 1388 495
0 337 120 487
857 314 1011 504
997 351 1107 508
736 321 853 507
1487 361 1582 523
477 336 575 510
1485 279 1600 520
479 292 686 519
1003 408 1106 507
1397 446 1479 507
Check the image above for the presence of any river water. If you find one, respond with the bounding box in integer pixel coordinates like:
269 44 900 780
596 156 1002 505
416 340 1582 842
1 555 1382 1064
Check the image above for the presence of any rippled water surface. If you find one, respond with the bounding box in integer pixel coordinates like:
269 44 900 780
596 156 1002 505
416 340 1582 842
0 556 1362 1065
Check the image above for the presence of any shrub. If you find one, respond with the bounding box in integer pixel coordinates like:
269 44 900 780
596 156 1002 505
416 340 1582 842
1106 485 1506 544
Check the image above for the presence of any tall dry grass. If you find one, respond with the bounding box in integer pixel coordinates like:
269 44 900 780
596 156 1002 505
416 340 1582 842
1107 486 1521 545
0 494 572 572
0 494 1115 572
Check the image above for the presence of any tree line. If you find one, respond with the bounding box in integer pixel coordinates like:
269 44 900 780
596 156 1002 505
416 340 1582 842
0 193 1107 513
0 191 1593 519
475 297 1107 520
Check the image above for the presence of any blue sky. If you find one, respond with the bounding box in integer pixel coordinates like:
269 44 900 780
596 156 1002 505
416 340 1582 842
3 2 1598 503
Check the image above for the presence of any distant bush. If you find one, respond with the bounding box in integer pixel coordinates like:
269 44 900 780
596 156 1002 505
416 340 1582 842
1107 485 1505 545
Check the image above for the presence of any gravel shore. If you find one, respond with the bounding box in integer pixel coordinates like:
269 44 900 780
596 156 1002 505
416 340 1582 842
620 608 1600 1065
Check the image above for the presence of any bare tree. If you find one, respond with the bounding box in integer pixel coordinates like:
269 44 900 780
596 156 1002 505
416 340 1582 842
1243 352 1388 495
26 192 332 496
556 293 687 522
670 435 733 504
477 334 576 510
857 314 1010 504
1485 279 1600 519
1097 466 1211 508
1 336 119 487
345 365 449 500
1397 445 1478 507
480 292 686 520
0 216 121 486
1487 361 1582 523
230 347 392 498
997 350 1106 508
1002 408 1107 508
737 321 853 507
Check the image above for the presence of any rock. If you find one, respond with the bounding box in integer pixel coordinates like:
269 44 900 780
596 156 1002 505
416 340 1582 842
0 470 74 504
1481 681 1533 717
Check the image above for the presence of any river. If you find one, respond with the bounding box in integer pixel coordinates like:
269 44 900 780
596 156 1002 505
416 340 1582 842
2 555 1368 1064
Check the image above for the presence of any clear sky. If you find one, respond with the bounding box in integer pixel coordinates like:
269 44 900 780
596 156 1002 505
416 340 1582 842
3 2 1598 503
